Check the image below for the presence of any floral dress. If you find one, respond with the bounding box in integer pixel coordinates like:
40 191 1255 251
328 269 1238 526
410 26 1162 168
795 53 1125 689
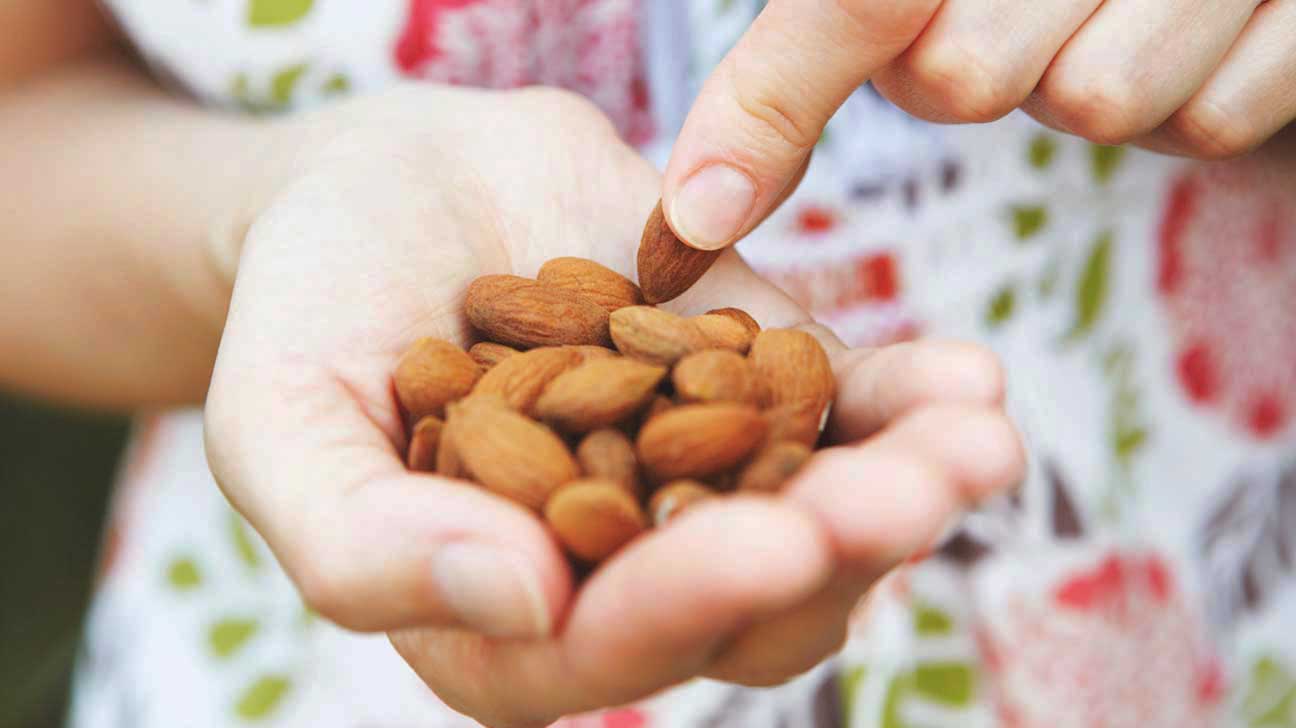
73 1 1296 727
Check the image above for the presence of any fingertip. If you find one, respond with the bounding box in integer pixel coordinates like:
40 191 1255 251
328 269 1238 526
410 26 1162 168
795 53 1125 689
666 163 758 251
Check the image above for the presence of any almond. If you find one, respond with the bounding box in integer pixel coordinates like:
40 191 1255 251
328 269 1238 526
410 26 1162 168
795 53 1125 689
436 415 466 479
763 401 826 449
468 342 518 369
672 349 757 404
407 416 443 472
538 257 644 313
690 314 754 353
545 479 646 562
447 397 579 510
609 305 709 365
749 329 836 416
564 345 619 362
394 338 482 420
706 307 761 337
472 346 583 416
465 274 611 348
736 441 813 493
576 429 640 496
637 200 722 304
648 480 716 525
535 357 667 432
637 402 767 481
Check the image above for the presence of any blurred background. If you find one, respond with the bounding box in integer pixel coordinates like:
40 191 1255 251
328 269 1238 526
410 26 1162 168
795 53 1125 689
0 395 127 728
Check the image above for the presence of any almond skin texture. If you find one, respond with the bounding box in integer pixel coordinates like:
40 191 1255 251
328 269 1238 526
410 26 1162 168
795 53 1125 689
637 200 723 304
610 306 709 366
538 257 644 313
576 429 640 496
535 358 667 432
394 338 482 420
690 314 754 353
447 397 579 510
737 441 813 493
749 329 836 415
649 480 716 525
472 346 583 416
407 416 444 472
465 274 611 348
706 307 761 337
672 349 757 404
468 342 519 369
637 403 767 481
545 479 646 562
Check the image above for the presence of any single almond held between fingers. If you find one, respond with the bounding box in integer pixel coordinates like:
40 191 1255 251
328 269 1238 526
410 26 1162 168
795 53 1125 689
394 338 483 420
748 328 836 416
545 479 646 562
538 257 644 313
610 305 709 366
706 307 760 337
737 441 813 493
447 397 579 510
465 274 611 349
577 429 640 496
472 346 583 416
649 480 716 525
468 342 519 369
672 349 757 404
637 402 767 481
535 357 667 432
637 200 723 304
407 416 444 472
690 314 754 353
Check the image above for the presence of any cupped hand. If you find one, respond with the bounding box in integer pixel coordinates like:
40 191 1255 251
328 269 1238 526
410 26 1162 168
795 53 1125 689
663 0 1296 251
204 85 1024 728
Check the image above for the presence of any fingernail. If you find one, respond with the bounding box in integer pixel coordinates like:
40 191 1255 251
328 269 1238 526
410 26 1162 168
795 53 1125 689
669 165 756 250
433 543 551 638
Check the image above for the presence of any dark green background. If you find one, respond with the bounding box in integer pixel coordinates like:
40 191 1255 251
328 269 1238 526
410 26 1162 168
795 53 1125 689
0 394 128 728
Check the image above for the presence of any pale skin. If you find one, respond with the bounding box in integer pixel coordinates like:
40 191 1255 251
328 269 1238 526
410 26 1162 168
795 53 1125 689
0 4 1027 728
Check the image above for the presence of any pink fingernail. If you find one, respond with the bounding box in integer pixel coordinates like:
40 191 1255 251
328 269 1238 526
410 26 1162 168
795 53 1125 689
668 165 757 250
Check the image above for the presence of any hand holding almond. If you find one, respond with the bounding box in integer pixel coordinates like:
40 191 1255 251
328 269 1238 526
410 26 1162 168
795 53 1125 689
204 85 1023 728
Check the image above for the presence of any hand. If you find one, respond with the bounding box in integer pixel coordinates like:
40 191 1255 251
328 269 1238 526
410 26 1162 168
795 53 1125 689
204 85 1024 728
662 0 1296 251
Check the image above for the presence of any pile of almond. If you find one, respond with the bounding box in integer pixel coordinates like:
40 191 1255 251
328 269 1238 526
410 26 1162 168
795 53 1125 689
393 203 835 566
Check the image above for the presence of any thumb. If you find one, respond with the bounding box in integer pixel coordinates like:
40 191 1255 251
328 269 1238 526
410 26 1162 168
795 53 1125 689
663 0 939 250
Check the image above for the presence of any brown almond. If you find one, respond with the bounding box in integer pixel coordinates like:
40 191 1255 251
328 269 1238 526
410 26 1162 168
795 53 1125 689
610 305 709 365
436 415 466 479
465 275 611 348
447 397 579 510
535 358 667 432
393 338 482 420
763 400 826 449
564 345 619 362
648 480 716 525
749 329 836 415
690 314 754 353
545 479 646 562
637 403 767 481
472 346 583 415
706 307 761 337
576 429 640 496
637 200 722 304
737 441 813 493
672 349 757 404
538 257 644 313
468 342 519 369
407 416 444 472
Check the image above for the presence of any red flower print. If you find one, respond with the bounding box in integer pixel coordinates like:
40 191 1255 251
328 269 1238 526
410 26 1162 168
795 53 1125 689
549 708 648 728
794 204 839 236
1156 161 1296 440
393 0 654 145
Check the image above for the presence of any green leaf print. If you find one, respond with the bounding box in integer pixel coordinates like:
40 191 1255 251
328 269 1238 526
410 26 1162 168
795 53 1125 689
236 675 292 721
209 617 260 659
229 512 261 570
1113 426 1148 462
321 73 351 97
270 63 309 105
1066 230 1112 341
248 0 314 28
1028 134 1057 170
986 284 1016 328
1090 144 1126 185
167 557 202 590
881 673 914 728
1241 656 1296 727
913 603 954 636
913 663 975 706
1011 205 1048 240
840 665 867 724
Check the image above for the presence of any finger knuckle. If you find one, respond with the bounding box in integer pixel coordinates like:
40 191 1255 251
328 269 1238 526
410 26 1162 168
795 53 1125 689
1042 71 1153 146
728 60 823 153
1170 100 1261 160
946 341 1007 405
910 42 1024 122
834 0 941 48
